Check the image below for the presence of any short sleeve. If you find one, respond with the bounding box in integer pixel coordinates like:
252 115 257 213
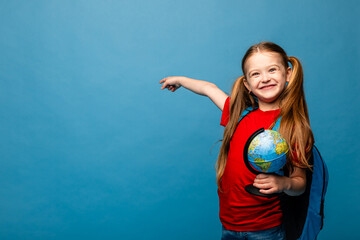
220 97 230 127
290 150 300 165
290 149 307 168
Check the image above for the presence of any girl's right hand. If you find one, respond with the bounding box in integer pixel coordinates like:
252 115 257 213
159 76 185 92
159 76 228 110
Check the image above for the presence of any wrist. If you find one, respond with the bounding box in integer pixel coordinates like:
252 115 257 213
283 176 292 193
177 76 189 86
283 176 306 196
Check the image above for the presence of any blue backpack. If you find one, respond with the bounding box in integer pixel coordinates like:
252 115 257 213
239 108 329 240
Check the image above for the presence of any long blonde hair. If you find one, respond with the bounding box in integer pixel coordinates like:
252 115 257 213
216 42 314 191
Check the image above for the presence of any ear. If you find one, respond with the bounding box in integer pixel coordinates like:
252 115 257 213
243 78 251 91
286 66 292 83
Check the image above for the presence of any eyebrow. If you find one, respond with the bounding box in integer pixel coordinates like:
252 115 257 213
247 64 281 74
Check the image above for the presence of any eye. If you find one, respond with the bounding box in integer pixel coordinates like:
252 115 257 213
251 72 259 77
269 68 277 73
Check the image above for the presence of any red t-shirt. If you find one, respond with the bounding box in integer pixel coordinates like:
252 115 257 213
219 97 283 231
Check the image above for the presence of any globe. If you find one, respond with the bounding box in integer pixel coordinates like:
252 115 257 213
247 129 289 174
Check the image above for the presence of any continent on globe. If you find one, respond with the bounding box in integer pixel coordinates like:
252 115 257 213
275 141 289 155
248 138 260 152
270 131 281 144
254 158 272 172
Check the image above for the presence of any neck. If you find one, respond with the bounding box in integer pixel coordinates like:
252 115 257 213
258 100 280 111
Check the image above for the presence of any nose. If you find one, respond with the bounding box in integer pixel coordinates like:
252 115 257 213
261 72 271 82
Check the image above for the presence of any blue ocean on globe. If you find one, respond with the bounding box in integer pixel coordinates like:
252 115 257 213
247 130 289 173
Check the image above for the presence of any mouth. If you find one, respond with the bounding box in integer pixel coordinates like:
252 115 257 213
260 84 276 90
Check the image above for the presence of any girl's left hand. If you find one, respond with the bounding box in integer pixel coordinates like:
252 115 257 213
253 174 289 195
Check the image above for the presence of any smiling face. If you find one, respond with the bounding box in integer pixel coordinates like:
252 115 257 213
243 51 292 111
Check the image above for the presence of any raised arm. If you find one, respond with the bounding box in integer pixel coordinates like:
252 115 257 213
159 76 228 110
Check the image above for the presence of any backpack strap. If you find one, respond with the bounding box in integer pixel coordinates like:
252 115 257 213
238 107 257 124
272 117 281 131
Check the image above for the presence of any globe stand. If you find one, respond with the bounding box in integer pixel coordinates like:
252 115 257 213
243 128 286 199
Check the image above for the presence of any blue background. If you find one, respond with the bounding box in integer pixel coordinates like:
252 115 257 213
0 0 359 239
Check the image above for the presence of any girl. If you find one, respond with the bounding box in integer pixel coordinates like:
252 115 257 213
159 42 313 240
